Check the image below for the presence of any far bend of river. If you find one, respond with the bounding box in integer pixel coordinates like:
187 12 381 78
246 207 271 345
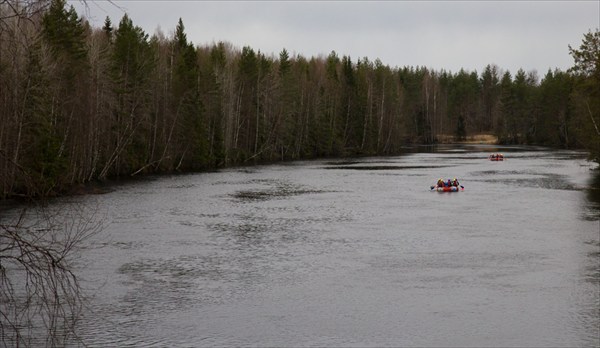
19 145 600 346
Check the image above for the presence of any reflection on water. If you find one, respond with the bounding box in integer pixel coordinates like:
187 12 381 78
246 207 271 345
231 181 329 202
472 171 582 190
585 169 600 220
8 145 599 347
323 164 453 170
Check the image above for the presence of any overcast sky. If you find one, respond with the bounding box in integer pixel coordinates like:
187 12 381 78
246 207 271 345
72 1 600 75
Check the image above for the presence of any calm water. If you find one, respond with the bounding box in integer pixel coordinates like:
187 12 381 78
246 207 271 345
13 145 600 346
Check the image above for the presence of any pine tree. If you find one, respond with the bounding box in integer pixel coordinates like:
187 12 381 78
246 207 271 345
102 16 113 40
39 0 91 189
172 19 207 169
498 71 517 143
536 69 573 146
480 64 500 132
279 48 291 77
569 29 600 162
42 0 88 76
101 14 154 178
18 43 68 196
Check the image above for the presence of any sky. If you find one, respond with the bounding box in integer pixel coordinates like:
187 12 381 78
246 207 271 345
72 0 600 75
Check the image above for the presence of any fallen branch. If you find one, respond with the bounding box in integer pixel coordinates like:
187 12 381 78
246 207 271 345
130 158 169 177
586 100 600 137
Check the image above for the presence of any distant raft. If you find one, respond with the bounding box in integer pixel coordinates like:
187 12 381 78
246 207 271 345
433 185 464 192
489 153 504 161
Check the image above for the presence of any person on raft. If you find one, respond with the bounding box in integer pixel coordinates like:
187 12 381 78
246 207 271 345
431 178 461 190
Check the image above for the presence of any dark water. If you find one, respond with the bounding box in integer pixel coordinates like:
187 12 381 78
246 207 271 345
17 145 600 346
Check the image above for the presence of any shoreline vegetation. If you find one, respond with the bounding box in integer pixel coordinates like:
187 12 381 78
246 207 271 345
3 133 502 205
437 134 498 144
0 1 598 201
28 134 502 198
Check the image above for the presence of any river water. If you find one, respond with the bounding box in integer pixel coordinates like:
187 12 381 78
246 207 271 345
11 145 600 347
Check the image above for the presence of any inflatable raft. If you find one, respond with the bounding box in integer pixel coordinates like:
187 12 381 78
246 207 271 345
489 154 504 161
433 185 463 192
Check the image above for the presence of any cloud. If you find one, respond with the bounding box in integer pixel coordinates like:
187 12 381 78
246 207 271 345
73 0 599 74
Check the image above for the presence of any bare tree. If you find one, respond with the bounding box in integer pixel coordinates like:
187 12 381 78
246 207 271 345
1 202 104 347
1 4 105 344
0 0 48 22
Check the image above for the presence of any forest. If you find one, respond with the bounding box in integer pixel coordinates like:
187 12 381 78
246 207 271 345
1 0 599 199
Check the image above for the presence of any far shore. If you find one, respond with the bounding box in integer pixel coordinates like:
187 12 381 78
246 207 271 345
436 134 498 144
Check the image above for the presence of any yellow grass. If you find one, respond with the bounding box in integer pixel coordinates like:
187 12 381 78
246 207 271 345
437 134 498 144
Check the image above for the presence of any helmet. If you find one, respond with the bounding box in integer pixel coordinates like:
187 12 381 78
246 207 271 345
453 177 457 181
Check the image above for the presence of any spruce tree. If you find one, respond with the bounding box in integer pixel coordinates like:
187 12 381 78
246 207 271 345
569 29 600 162
172 18 207 169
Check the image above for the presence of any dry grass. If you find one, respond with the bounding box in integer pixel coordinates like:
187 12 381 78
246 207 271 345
437 134 498 144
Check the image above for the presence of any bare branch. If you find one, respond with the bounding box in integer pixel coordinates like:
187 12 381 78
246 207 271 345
1 202 104 346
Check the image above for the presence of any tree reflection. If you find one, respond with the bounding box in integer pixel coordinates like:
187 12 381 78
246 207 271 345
585 169 600 220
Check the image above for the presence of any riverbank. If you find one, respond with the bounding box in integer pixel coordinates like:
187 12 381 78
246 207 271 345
436 134 498 144
60 145 600 347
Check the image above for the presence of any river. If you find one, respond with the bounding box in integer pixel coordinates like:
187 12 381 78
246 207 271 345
9 144 600 346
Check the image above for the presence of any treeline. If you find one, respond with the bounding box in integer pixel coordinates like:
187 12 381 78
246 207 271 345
1 0 598 199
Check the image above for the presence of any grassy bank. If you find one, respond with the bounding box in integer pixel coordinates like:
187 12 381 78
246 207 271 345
436 134 498 144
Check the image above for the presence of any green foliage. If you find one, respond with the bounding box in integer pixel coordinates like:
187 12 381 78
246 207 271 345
35 0 92 193
536 70 573 146
172 19 208 170
448 69 480 138
326 51 340 81
4 10 600 199
480 64 501 131
20 44 68 196
239 46 258 79
279 48 291 76
569 29 600 162
569 29 600 80
42 0 88 64
497 71 515 142
210 42 227 70
106 14 155 175
103 16 113 39
112 14 153 87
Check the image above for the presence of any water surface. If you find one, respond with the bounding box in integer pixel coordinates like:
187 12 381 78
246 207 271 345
22 145 600 346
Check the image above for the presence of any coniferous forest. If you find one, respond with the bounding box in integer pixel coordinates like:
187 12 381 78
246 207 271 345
1 0 599 199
